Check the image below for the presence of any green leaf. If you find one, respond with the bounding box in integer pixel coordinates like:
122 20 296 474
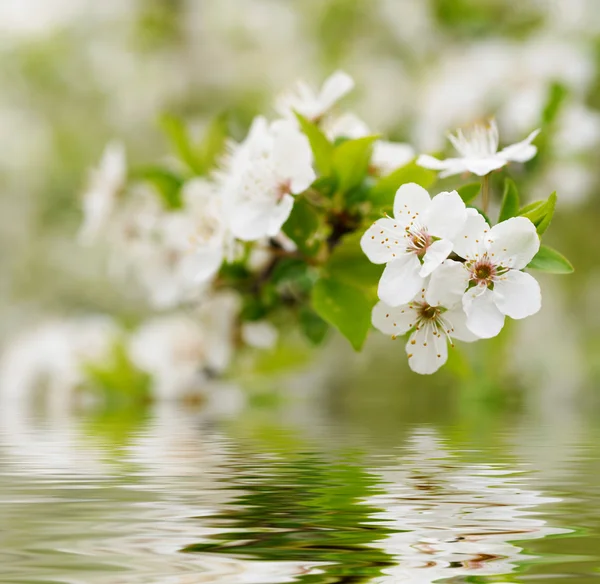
159 114 202 174
370 161 437 209
197 114 228 173
296 113 334 176
325 232 381 289
542 82 569 126
311 277 375 351
457 182 480 204
332 135 378 193
498 178 520 222
135 166 183 209
519 192 556 234
299 307 329 345
527 244 574 274
282 197 322 256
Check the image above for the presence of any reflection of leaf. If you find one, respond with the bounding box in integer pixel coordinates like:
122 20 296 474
528 245 574 274
311 276 375 351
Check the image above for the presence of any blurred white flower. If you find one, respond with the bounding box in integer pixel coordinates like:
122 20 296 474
418 120 539 178
79 141 126 245
361 183 468 306
241 320 279 349
225 117 315 241
372 262 478 375
276 70 354 122
452 212 541 339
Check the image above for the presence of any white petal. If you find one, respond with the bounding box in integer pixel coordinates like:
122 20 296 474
453 208 490 261
271 120 316 192
267 194 295 237
423 190 467 240
372 301 417 336
371 141 415 175
406 325 448 375
378 254 423 307
419 238 453 278
318 70 355 112
230 200 280 241
463 285 505 339
392 183 431 224
492 270 541 319
462 156 507 176
426 260 469 308
444 306 480 343
486 216 540 269
498 129 540 163
360 218 408 264
180 248 224 283
417 155 470 178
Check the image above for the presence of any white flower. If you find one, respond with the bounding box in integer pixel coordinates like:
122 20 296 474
78 141 126 244
417 119 540 178
241 320 279 349
361 183 468 307
372 262 478 375
450 211 541 339
275 70 354 122
225 117 315 241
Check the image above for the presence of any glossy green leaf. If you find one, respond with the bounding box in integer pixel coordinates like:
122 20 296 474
325 232 381 289
535 191 557 235
519 192 556 234
332 135 378 193
296 113 334 176
282 197 322 255
299 307 329 345
370 161 436 209
311 277 375 351
498 178 520 222
527 244 574 274
457 182 480 204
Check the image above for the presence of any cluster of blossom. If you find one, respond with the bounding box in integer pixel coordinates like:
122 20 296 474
72 70 570 383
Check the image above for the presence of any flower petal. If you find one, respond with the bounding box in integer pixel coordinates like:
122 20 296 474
392 183 431 224
360 218 408 264
406 325 448 375
426 260 469 308
267 194 295 237
181 248 224 283
423 190 467 240
498 129 540 163
486 216 540 269
452 208 490 261
371 141 415 175
271 120 316 192
492 270 541 319
419 238 453 278
372 301 417 336
230 200 281 241
462 285 505 339
318 70 355 112
462 156 507 176
444 306 479 342
378 254 423 307
416 155 466 178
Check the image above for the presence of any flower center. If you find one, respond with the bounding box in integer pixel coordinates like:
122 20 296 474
469 257 497 286
276 179 292 201
417 303 440 322
406 226 432 258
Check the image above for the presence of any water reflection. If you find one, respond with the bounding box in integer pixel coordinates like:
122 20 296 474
0 406 589 583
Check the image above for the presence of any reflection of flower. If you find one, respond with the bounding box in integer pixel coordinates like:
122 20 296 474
361 183 468 306
79 142 126 244
417 119 539 178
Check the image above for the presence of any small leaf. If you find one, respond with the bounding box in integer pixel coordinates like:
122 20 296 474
197 114 228 173
296 113 334 176
282 197 322 256
299 307 329 345
457 182 480 204
332 135 379 193
311 277 375 351
135 166 183 209
519 192 557 234
498 178 520 222
159 114 202 174
370 161 436 209
528 244 574 274
542 82 569 126
325 232 381 289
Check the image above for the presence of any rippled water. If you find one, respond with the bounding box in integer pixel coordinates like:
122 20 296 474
1 404 599 583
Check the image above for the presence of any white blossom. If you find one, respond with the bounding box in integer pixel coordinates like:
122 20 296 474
448 211 542 339
361 183 468 306
372 261 478 375
224 117 315 241
275 70 354 122
78 141 126 244
417 119 540 178
241 320 279 349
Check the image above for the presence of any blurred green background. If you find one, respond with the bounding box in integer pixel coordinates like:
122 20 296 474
1 0 600 413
